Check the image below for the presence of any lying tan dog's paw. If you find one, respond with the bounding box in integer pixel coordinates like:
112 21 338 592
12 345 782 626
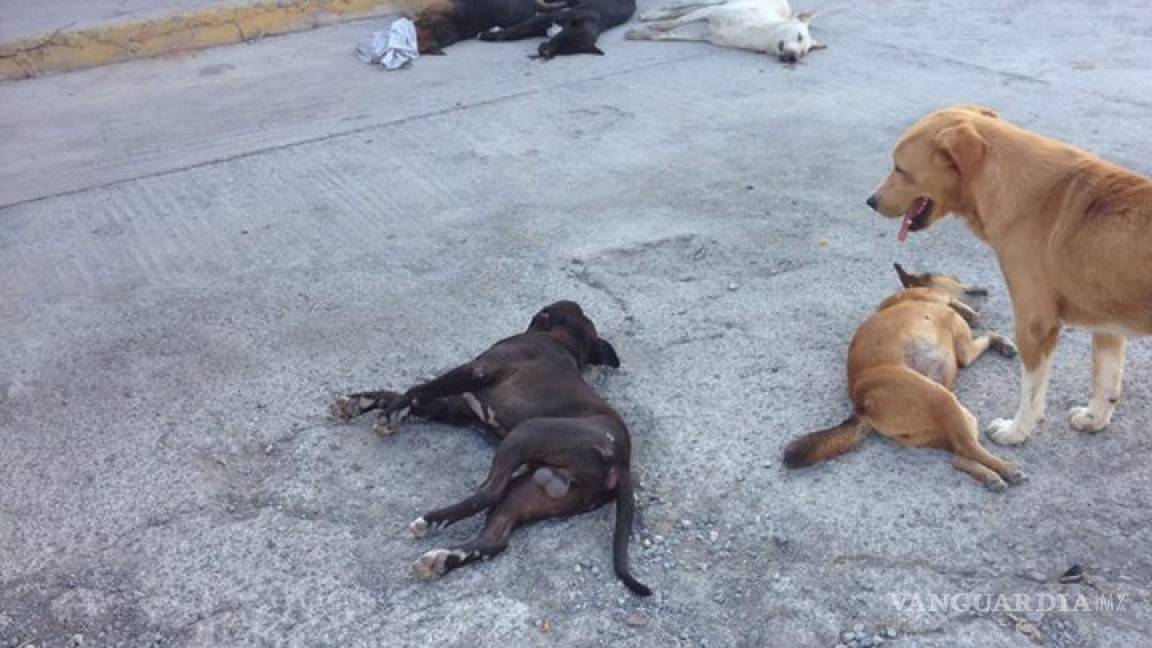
983 475 1008 493
990 335 1018 358
986 419 1031 446
1003 464 1028 485
411 549 463 580
1069 406 1110 433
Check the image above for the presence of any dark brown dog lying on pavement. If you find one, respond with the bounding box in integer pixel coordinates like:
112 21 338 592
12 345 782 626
331 301 651 596
783 265 1027 491
413 0 539 53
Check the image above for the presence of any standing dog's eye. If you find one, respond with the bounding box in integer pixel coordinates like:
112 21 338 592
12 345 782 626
777 40 785 52
797 33 803 43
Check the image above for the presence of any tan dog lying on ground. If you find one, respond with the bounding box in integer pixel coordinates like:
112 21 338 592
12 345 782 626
867 105 1152 445
784 264 1024 490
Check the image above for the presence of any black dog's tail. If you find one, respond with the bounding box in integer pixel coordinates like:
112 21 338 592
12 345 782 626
612 469 652 596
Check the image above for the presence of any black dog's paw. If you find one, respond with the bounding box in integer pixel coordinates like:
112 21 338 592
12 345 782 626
374 398 413 435
411 548 464 580
330 397 362 421
478 28 505 41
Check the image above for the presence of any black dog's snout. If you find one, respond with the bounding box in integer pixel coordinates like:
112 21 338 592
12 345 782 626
866 194 879 210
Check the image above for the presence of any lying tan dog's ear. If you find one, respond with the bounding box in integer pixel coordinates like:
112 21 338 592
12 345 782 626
951 104 998 119
894 262 926 288
934 123 987 177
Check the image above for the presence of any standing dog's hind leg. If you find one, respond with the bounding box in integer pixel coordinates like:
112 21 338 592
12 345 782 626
1070 333 1125 433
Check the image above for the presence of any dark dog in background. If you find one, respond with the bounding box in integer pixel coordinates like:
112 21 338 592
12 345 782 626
413 0 538 53
479 0 636 58
331 301 652 596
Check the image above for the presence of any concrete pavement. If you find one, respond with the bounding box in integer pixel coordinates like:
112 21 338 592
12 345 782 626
0 0 399 80
2 1 1151 646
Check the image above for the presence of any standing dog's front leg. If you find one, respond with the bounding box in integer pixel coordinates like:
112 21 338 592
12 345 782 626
377 363 494 434
1069 333 1126 432
987 314 1060 445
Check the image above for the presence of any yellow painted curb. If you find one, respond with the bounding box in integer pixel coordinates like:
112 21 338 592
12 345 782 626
0 0 401 81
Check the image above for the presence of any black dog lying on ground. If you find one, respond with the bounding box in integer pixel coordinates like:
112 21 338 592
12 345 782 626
413 0 538 54
331 301 652 596
479 0 636 58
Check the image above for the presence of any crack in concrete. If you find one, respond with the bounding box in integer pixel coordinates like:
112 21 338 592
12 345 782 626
0 50 711 212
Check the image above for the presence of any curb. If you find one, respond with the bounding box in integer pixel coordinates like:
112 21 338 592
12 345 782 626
0 0 401 81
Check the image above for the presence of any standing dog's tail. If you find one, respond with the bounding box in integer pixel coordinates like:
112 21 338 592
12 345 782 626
612 469 652 596
782 415 869 468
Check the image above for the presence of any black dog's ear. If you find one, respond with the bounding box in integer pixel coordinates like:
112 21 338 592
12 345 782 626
590 339 620 368
587 46 605 56
530 310 552 331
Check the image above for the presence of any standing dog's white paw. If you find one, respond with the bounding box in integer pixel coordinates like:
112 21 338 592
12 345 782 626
1069 406 1110 432
986 418 1031 445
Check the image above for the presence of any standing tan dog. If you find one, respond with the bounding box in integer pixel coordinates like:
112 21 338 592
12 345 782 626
783 264 1025 490
867 105 1152 445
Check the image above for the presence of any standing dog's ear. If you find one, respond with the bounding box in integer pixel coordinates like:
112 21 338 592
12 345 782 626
589 339 620 368
796 10 817 23
809 39 827 51
934 122 987 177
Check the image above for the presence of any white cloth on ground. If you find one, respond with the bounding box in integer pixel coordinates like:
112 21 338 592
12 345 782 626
356 18 420 70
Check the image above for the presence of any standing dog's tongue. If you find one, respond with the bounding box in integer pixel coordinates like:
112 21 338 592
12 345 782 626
897 198 924 242
898 212 914 242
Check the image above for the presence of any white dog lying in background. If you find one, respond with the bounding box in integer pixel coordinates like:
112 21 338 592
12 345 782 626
626 0 824 62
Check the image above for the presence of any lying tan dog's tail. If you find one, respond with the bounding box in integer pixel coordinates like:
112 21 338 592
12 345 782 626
783 416 870 468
